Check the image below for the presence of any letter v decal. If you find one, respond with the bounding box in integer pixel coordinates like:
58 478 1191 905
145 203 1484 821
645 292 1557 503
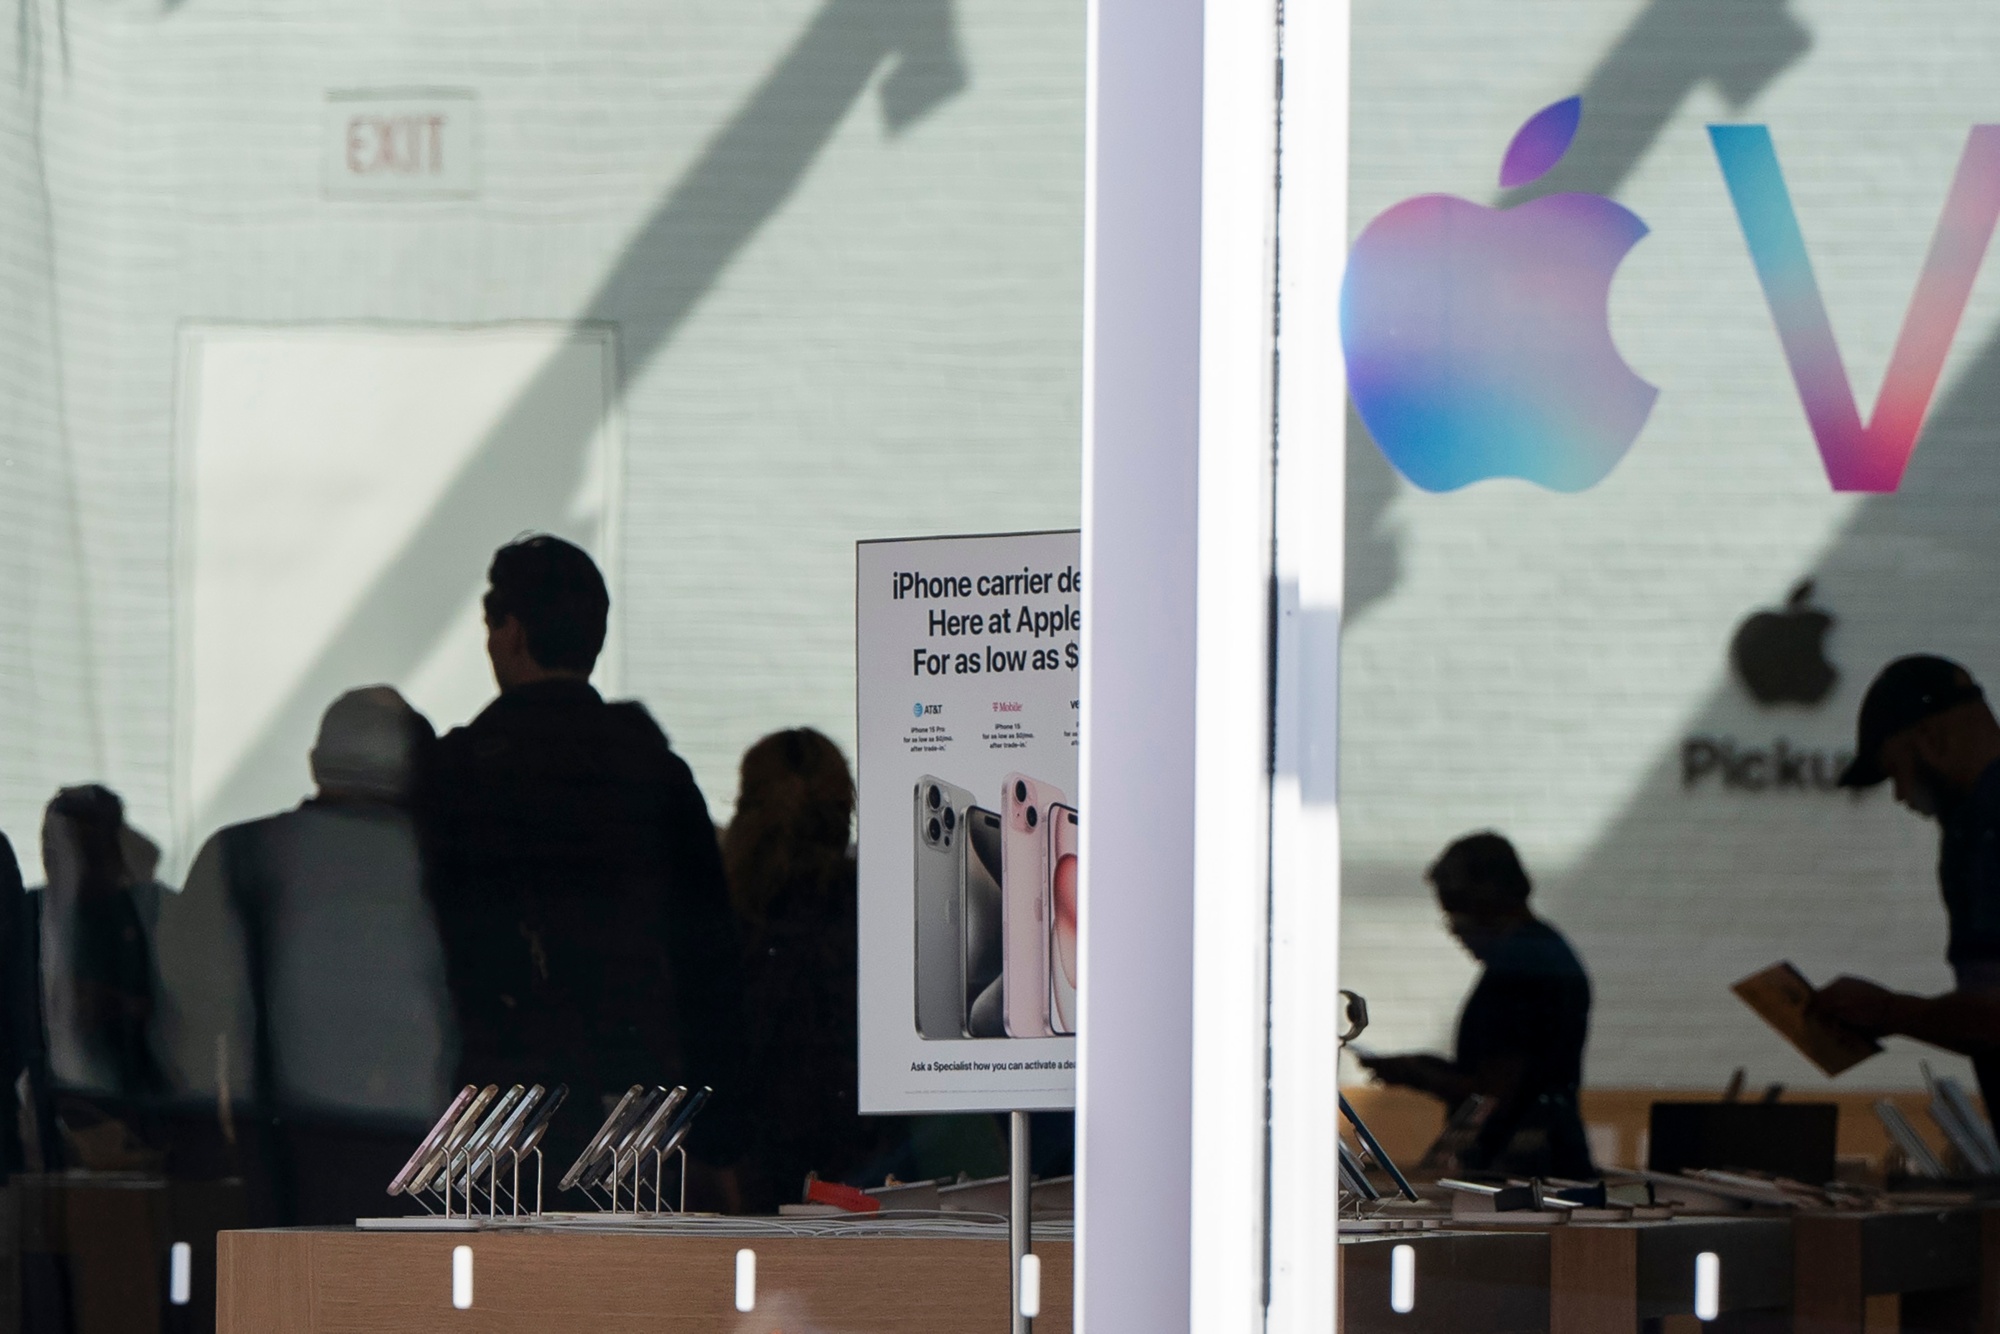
1711 124 2000 492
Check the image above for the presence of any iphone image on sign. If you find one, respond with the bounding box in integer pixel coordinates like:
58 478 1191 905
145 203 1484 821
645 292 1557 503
914 777 979 1039
1001 773 1064 1038
1048 803 1079 1036
963 805 1006 1038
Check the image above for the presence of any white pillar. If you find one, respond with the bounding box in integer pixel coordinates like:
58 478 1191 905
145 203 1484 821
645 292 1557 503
1269 2 1351 1332
1076 0 1204 1329
1079 2 1347 1330
1191 2 1280 1333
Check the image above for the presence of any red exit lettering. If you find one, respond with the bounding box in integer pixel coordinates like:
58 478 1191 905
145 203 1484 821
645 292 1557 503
346 115 447 176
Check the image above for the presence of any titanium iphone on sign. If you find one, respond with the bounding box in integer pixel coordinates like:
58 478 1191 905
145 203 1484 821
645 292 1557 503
913 779 1008 1039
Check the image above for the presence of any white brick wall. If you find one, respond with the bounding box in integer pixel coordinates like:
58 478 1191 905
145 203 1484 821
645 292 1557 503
1342 0 2000 1091
0 0 1083 863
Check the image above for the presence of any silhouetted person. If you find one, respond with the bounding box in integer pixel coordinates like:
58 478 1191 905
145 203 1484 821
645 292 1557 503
1357 832 1594 1178
160 686 454 1224
423 535 743 1182
40 786 167 1107
0 830 44 1173
726 729 902 1211
1816 656 2000 1111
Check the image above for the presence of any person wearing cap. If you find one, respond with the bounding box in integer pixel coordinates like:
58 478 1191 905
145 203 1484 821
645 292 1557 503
158 685 456 1222
1815 655 2000 1110
1355 831 1594 1178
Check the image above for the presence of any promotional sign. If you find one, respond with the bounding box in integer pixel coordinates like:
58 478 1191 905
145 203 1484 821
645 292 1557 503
856 531 1080 1114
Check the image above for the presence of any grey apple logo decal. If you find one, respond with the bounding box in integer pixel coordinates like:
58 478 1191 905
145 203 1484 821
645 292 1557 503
1730 579 1837 707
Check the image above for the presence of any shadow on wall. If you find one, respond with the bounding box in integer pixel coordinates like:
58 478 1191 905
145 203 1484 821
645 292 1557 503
0 0 107 819
1343 407 1403 625
1345 0 1812 627
1497 0 1809 208
1543 296 2000 1089
189 0 968 845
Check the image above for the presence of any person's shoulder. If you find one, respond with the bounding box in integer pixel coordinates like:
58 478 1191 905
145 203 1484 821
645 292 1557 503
437 691 519 745
1493 918 1586 978
604 697 672 749
202 810 294 848
1534 919 1589 980
182 810 295 876
604 698 709 784
1971 758 2000 820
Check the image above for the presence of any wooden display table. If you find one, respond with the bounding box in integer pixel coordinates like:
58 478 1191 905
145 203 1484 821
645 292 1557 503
218 1222 1073 1333
1549 1217 1792 1334
1341 1228 1549 1334
1792 1206 1997 1334
12 1173 246 1334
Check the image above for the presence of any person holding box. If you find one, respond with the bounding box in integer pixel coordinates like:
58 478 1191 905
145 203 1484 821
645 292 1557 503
1815 655 2000 1111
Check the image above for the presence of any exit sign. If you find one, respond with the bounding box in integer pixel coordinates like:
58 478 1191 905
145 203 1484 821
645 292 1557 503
323 89 479 200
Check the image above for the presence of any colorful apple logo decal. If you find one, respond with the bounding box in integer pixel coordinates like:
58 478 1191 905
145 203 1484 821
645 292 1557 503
1343 97 1658 492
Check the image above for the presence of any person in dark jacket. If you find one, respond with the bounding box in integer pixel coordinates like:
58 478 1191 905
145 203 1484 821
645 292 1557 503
1357 831 1594 1178
0 831 42 1172
41 785 167 1104
724 728 902 1211
422 535 743 1184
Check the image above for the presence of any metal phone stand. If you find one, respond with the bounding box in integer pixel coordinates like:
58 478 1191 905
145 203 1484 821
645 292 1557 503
415 1145 546 1220
1337 989 1421 1205
578 1141 687 1216
495 1145 546 1218
606 1142 689 1216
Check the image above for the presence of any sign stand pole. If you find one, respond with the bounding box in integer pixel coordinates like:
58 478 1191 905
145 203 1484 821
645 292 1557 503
1009 1110 1032 1333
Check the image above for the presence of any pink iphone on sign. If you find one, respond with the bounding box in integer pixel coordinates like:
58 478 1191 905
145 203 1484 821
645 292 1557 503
1001 773 1064 1038
1048 803 1079 1036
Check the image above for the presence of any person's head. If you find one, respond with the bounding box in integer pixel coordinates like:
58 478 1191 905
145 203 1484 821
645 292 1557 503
310 686 435 804
481 534 610 690
1427 831 1533 960
1839 655 2000 817
43 785 129 901
722 729 855 927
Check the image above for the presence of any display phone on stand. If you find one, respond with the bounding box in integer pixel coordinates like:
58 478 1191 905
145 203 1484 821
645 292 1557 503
511 1083 568 1160
470 1084 546 1182
1001 773 1064 1037
559 1085 646 1192
447 1085 525 1191
412 1084 498 1194
654 1084 713 1158
914 777 980 1039
387 1085 476 1196
595 1087 684 1189
1047 803 1079 1036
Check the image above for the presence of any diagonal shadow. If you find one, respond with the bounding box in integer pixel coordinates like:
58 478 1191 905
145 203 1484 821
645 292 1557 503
1347 0 1813 627
190 0 966 846
1499 0 1808 207
1543 309 2000 1088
